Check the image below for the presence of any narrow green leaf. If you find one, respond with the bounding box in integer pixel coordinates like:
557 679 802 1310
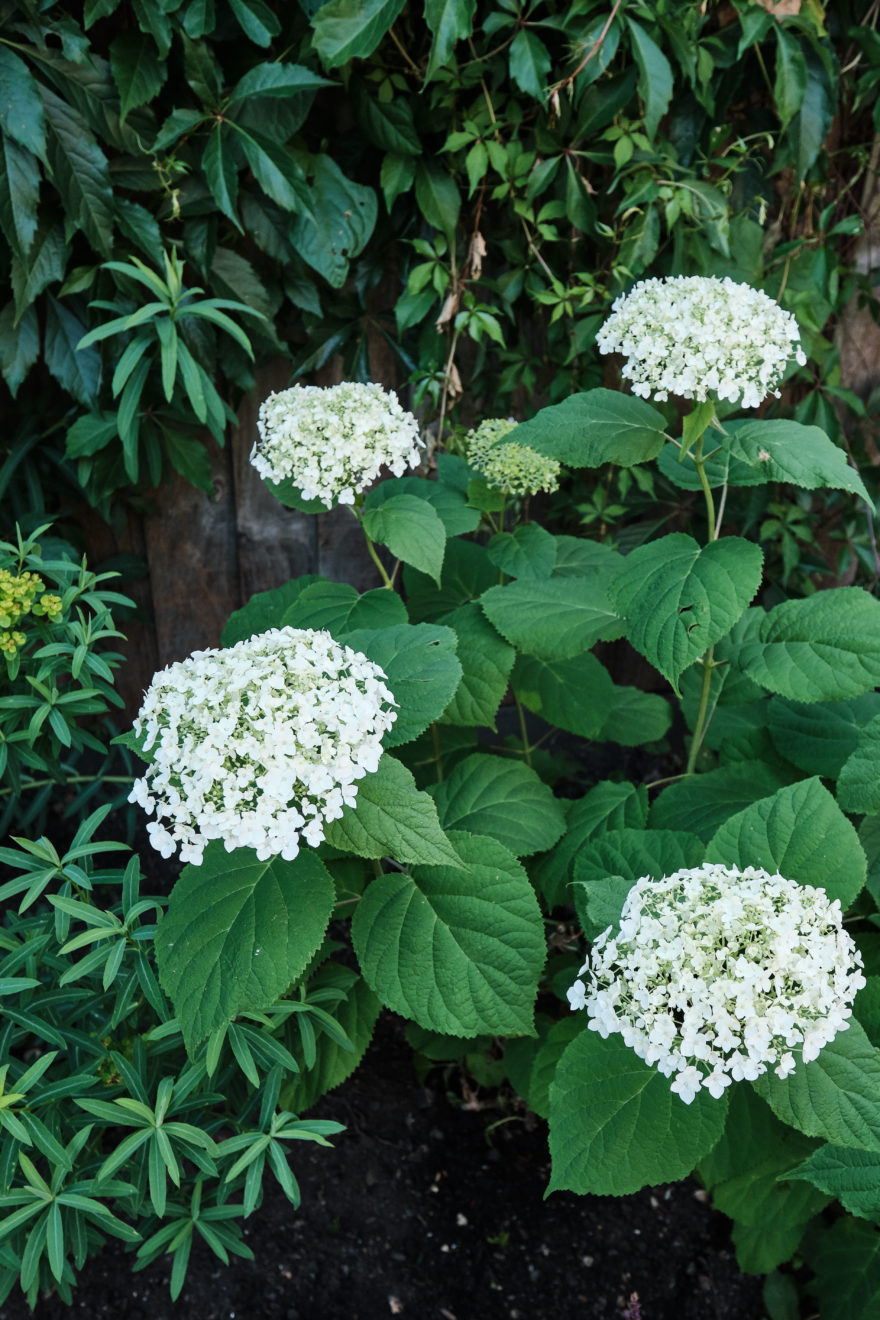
627 17 674 139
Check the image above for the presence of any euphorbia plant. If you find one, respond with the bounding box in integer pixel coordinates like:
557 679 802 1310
120 274 880 1307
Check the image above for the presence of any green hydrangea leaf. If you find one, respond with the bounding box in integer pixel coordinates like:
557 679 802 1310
281 581 408 635
155 844 335 1050
480 575 623 662
323 754 463 868
487 524 557 580
705 777 866 909
738 590 880 702
352 830 544 1036
838 714 880 815
438 602 515 731
767 694 880 779
221 575 322 645
365 476 480 537
429 753 566 857
547 1028 729 1196
725 419 871 505
808 1218 880 1320
344 623 462 748
596 684 672 746
650 761 794 842
572 828 705 939
362 493 446 585
512 388 667 467
753 1021 880 1152
788 1144 880 1221
612 533 764 691
533 782 648 910
512 651 614 739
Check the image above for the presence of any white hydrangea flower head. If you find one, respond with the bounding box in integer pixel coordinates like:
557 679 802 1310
596 276 807 408
129 627 397 865
567 862 865 1104
251 381 424 508
466 418 561 497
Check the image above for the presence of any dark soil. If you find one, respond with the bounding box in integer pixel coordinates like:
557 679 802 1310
4 1013 765 1320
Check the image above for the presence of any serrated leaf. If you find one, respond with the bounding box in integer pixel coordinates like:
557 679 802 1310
0 137 40 257
429 754 566 857
791 44 834 183
705 777 866 908
352 831 544 1036
533 782 648 910
11 225 65 322
512 388 666 468
41 86 114 257
44 296 101 407
656 440 763 492
352 80 420 154
509 29 551 100
725 419 870 505
809 1218 880 1320
234 127 312 215
228 0 281 45
754 1021 880 1152
424 0 476 81
789 1144 880 1221
738 590 880 702
774 27 807 131
487 524 557 581
229 62 332 102
202 124 241 230
292 155 377 288
109 31 167 123
527 1017 582 1118
612 534 764 691
311 0 407 67
404 538 496 623
767 694 880 779
438 602 514 731
548 1028 729 1195
697 1087 827 1273
0 48 46 160
281 581 408 636
343 622 461 747
596 685 671 747
322 754 463 868
627 17 674 139
154 845 335 1050
573 828 705 939
0 301 38 397
414 160 460 238
221 576 323 646
512 651 614 740
650 761 793 842
838 714 880 815
365 477 480 538
362 493 446 584
480 575 622 662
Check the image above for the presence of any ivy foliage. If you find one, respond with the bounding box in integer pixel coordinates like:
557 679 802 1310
0 0 876 511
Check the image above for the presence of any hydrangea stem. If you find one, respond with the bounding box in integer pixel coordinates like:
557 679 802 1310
515 694 533 768
686 646 715 775
692 433 717 542
351 503 394 589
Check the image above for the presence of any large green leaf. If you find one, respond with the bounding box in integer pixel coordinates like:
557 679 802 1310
365 476 480 538
572 827 705 939
10 225 65 321
627 17 673 139
738 589 880 702
362 493 446 585
791 44 834 183
512 651 614 740
789 1144 880 1222
322 754 463 868
809 1218 880 1320
509 29 551 100
404 537 496 622
656 440 763 491
0 302 38 397
706 777 866 909
344 622 462 748
229 0 281 44
754 1021 880 1152
766 694 880 779
697 1087 827 1274
838 715 880 816
0 137 40 257
414 160 461 238
527 1018 582 1119
596 685 672 746
41 86 114 257
487 524 557 581
650 761 794 842
438 602 515 731
774 26 807 131
202 123 241 230
281 581 407 635
352 831 544 1036
548 1028 729 1195
229 62 332 102
480 575 622 662
155 844 336 1050
430 754 566 857
234 128 312 215
533 781 648 910
293 155 377 287
724 419 870 505
44 297 101 407
0 48 46 160
424 0 476 80
612 534 764 690
512 388 666 468
109 31 167 123
311 0 407 67
221 576 322 646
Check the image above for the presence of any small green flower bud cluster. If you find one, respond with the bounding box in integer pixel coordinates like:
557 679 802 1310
465 418 561 497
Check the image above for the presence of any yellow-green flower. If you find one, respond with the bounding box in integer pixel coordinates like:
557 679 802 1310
465 418 561 497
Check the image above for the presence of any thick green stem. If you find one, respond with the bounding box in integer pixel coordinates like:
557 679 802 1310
693 434 717 542
686 646 715 775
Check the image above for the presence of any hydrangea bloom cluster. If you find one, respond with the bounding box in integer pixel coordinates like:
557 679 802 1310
597 276 807 408
567 863 865 1104
129 627 397 865
465 418 561 497
251 381 424 508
